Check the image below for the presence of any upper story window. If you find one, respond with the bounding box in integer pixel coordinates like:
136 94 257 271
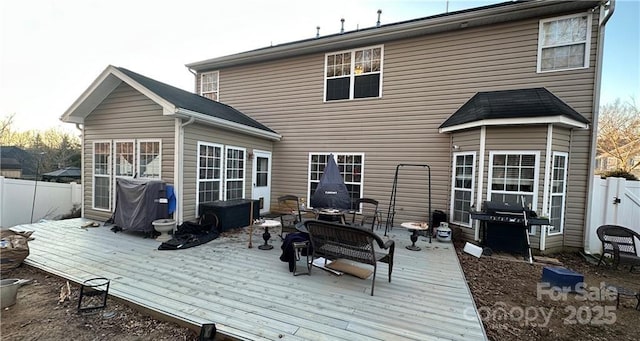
201 71 219 101
537 13 591 73
324 46 383 101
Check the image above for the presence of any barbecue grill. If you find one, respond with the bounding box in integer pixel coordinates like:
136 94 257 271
470 201 549 263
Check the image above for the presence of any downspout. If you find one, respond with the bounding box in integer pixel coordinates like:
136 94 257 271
176 116 196 225
76 123 85 218
474 126 486 241
540 124 553 252
584 0 615 254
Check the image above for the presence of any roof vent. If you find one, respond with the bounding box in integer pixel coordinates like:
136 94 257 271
340 18 345 34
376 9 382 27
316 26 320 38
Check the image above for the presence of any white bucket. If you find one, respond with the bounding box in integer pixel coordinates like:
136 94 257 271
1 278 28 308
436 226 452 242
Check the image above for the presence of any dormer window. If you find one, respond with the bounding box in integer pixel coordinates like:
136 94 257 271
324 46 383 101
537 13 591 73
201 71 219 101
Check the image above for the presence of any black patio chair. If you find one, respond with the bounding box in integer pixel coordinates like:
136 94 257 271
596 224 640 272
349 198 380 231
278 195 303 239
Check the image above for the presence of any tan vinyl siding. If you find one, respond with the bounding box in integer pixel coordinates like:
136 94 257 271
182 124 273 221
196 11 598 242
83 82 175 221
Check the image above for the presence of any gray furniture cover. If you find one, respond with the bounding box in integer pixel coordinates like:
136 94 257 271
114 178 168 233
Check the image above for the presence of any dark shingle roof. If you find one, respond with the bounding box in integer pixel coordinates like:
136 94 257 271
116 67 277 134
439 88 589 129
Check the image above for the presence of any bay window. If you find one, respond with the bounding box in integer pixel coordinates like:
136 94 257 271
450 152 476 227
548 152 568 235
488 152 539 210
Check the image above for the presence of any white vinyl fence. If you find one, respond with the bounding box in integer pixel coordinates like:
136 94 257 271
585 176 640 254
0 176 82 228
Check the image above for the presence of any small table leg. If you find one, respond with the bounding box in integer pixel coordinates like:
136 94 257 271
258 226 274 250
406 230 421 251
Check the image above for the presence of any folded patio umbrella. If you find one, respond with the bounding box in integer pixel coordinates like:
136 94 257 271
310 154 351 210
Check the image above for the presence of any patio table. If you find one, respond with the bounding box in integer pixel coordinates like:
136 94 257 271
401 222 430 251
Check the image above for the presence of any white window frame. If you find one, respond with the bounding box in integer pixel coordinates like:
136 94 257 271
537 12 592 73
450 152 476 228
488 151 540 234
137 139 162 179
548 152 568 235
92 141 112 211
113 140 135 210
323 45 384 101
196 142 224 216
307 152 365 210
224 146 246 200
200 71 219 101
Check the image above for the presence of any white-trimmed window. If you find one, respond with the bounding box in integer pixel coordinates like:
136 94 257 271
197 142 223 213
225 146 245 200
114 141 135 178
450 152 476 227
138 140 161 178
548 152 568 235
91 139 162 212
324 46 383 101
201 71 219 101
537 13 591 72
93 141 112 211
308 153 364 209
488 152 539 210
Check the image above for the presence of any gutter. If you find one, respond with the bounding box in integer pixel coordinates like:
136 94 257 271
584 0 615 254
174 108 282 141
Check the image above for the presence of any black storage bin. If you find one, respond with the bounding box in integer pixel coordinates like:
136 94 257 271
432 210 447 227
199 199 260 232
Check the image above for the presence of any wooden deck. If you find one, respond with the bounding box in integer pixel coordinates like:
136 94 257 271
11 219 487 341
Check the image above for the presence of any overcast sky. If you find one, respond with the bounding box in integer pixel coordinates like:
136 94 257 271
1 0 638 134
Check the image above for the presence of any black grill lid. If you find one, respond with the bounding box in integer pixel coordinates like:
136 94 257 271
482 201 525 214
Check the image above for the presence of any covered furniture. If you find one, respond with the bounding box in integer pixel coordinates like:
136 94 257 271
596 225 640 272
302 220 395 296
112 178 168 234
199 199 260 232
277 195 303 239
349 198 379 231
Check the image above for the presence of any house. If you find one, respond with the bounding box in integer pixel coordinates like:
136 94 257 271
61 0 614 254
0 146 36 179
595 139 640 178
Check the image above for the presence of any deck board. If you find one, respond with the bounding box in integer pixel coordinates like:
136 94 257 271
11 219 486 341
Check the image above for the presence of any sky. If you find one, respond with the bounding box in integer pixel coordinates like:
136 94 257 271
1 0 638 134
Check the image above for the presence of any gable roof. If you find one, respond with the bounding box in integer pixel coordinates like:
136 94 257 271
439 88 590 133
60 65 281 141
187 0 601 71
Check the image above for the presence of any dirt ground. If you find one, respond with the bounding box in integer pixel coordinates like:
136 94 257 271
1 265 199 341
3 240 640 341
456 241 640 341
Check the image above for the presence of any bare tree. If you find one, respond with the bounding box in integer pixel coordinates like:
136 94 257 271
597 98 640 172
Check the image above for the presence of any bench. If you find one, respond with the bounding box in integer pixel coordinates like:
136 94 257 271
302 220 395 296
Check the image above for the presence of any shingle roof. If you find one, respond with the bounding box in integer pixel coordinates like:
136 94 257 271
439 88 590 129
116 67 277 134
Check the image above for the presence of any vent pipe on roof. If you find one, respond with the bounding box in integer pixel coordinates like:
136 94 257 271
316 26 320 38
340 18 345 34
376 9 382 27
